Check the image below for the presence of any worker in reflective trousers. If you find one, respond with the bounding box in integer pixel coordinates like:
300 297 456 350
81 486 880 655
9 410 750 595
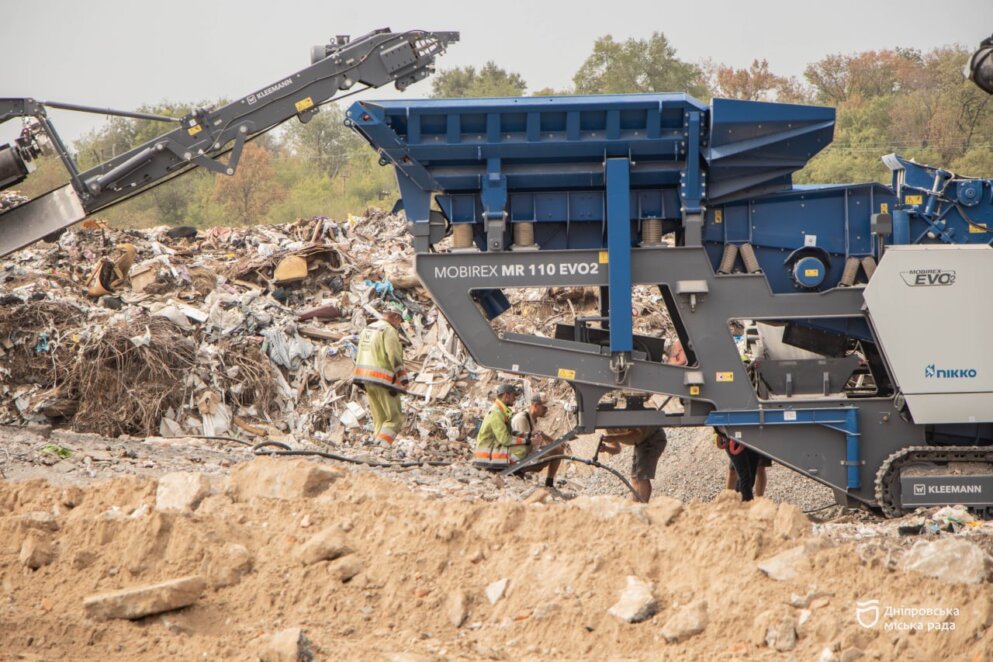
352 300 410 446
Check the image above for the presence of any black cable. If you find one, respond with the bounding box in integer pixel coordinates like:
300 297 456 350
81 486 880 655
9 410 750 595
246 441 643 501
538 453 644 503
170 434 255 447
158 434 826 510
251 441 451 468
954 202 993 235
803 502 840 514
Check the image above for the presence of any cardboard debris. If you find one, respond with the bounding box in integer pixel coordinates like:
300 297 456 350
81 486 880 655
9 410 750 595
80 218 110 230
128 262 159 294
317 353 354 382
85 243 136 297
273 254 309 283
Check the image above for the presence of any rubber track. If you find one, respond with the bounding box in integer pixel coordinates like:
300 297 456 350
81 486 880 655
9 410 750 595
873 445 993 518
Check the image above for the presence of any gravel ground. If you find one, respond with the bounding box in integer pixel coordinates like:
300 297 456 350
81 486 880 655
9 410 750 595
0 425 255 484
567 425 837 511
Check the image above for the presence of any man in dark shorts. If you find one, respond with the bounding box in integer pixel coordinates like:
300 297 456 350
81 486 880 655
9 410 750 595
598 427 667 502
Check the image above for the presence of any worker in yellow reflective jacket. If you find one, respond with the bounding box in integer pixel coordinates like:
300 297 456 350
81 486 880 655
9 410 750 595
473 384 529 467
352 300 410 445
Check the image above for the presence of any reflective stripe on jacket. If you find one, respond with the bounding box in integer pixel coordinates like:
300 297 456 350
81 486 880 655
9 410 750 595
352 320 406 389
474 399 528 466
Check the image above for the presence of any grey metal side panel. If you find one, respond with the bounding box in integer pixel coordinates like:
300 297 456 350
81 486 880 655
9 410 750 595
416 248 864 406
904 393 993 424
864 245 993 423
756 355 862 396
0 184 86 257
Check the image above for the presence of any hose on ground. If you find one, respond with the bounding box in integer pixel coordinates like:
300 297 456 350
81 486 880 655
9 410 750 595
251 441 452 468
250 443 644 501
538 453 644 503
179 435 823 510
803 502 841 514
165 434 256 447
187 436 644 502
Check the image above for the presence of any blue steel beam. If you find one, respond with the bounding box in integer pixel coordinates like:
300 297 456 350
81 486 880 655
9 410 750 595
605 158 633 354
346 103 440 192
681 111 703 214
705 407 862 489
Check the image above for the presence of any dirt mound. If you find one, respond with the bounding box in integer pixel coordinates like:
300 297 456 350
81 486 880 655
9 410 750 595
2 459 991 660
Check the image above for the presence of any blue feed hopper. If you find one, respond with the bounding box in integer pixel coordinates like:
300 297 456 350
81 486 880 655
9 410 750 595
348 94 838 252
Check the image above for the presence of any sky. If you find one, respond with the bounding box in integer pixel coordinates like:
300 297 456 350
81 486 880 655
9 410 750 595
2 0 991 148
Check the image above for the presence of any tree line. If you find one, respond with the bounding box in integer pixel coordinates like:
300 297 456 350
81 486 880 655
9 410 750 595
19 32 992 228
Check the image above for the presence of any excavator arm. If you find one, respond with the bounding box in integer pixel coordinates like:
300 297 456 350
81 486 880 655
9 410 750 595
0 28 458 256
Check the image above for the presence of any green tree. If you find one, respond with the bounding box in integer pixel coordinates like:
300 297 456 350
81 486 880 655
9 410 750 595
431 62 527 97
804 50 922 105
773 77 813 104
72 101 224 227
15 155 68 198
531 86 573 96
951 146 993 178
330 149 398 217
573 32 708 97
797 46 993 185
281 104 361 180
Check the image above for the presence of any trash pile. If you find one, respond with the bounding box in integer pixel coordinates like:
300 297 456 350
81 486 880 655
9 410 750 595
815 504 993 547
0 190 28 212
0 210 622 455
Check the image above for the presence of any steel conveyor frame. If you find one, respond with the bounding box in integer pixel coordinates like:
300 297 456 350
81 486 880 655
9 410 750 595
0 28 458 257
416 246 920 507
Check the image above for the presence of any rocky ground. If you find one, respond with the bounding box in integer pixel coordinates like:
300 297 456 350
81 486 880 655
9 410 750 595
0 452 993 660
3 426 993 661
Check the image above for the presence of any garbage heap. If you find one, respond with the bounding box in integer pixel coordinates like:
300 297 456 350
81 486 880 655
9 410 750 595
0 209 676 457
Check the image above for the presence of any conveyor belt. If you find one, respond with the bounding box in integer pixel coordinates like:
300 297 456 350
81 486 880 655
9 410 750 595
0 184 86 257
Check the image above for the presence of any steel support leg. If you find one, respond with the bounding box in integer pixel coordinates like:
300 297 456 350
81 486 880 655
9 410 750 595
605 158 632 379
845 407 861 489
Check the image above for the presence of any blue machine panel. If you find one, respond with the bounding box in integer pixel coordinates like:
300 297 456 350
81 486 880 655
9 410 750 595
706 98 835 202
702 183 895 293
349 93 839 255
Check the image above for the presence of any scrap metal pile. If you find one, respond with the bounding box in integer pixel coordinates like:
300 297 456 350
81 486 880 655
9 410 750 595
0 207 618 457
